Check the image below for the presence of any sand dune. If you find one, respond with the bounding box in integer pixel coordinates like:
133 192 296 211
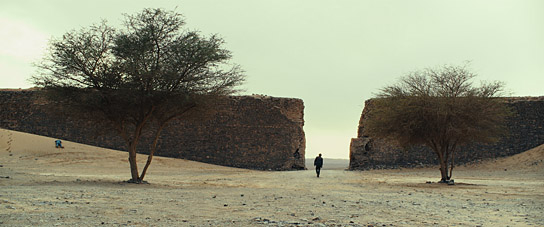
1 128 543 226
468 144 544 171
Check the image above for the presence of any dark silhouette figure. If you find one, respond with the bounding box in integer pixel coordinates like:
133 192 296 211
55 139 64 148
293 148 301 159
314 153 323 177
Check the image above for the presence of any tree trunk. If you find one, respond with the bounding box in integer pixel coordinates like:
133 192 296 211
128 141 140 182
433 144 449 183
139 155 152 182
439 159 449 183
448 143 457 181
139 124 166 181
140 119 171 181
449 151 455 181
127 112 154 183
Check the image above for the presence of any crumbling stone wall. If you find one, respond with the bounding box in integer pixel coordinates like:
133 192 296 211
0 90 306 170
350 97 544 170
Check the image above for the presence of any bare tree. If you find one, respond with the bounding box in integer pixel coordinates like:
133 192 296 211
33 8 245 183
364 64 510 183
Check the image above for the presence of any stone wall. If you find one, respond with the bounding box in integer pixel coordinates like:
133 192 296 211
350 97 544 170
0 90 306 170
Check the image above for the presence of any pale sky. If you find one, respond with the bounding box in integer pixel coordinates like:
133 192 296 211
1 0 543 159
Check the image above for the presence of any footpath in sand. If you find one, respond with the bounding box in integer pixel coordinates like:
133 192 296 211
1 128 543 226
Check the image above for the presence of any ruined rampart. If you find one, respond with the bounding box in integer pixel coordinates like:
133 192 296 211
350 97 544 170
0 90 306 170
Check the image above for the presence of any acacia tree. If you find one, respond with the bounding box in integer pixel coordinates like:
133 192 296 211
365 64 510 183
33 8 245 183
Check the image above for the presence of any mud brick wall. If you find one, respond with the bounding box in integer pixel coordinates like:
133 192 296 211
0 90 306 170
350 97 544 170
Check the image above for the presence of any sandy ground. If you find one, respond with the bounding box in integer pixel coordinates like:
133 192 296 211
1 128 543 226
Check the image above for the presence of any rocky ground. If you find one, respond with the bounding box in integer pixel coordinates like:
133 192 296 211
1 128 543 226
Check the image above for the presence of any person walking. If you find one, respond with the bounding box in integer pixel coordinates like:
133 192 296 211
314 153 323 177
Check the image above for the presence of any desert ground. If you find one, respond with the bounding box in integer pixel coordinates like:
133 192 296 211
1 128 543 226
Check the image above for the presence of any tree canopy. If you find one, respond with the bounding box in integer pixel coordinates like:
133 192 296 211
32 8 245 183
365 64 510 183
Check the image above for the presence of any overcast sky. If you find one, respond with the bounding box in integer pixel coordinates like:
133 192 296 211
1 0 543 159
